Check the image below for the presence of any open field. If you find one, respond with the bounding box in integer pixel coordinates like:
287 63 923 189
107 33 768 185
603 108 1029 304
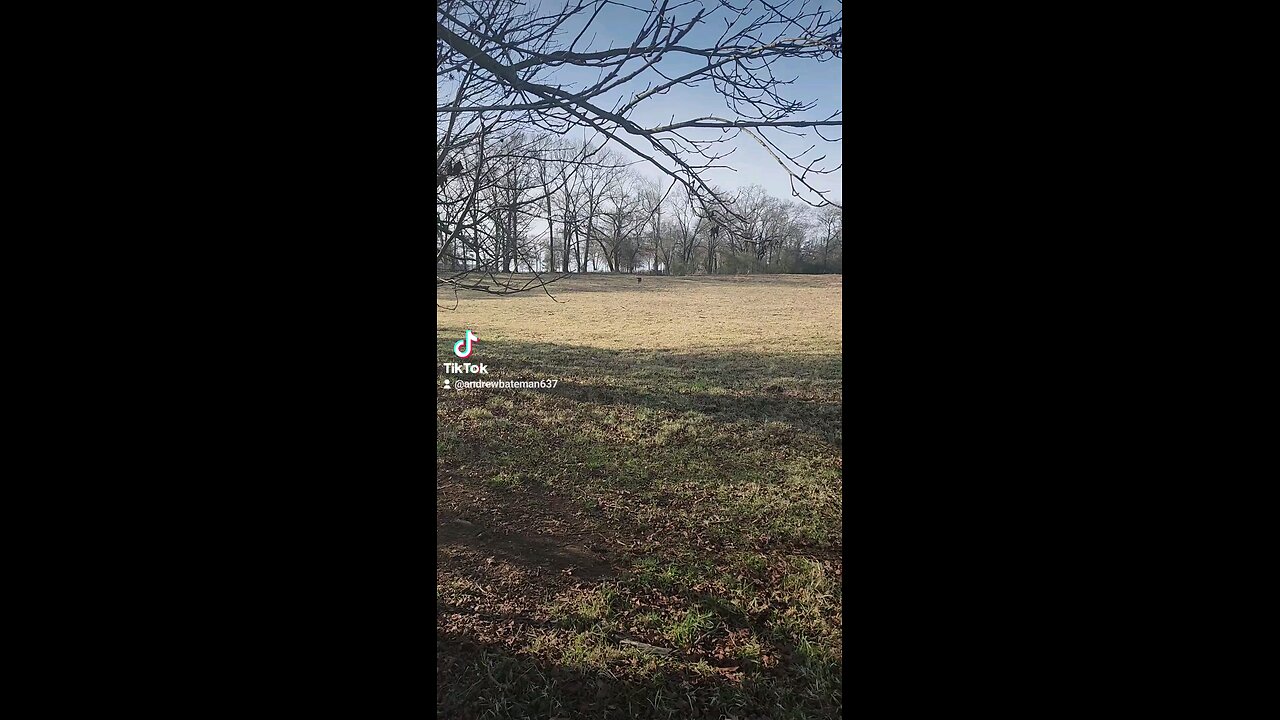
437 274 842 719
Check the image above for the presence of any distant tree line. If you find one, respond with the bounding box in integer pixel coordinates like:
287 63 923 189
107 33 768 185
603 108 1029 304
437 135 841 277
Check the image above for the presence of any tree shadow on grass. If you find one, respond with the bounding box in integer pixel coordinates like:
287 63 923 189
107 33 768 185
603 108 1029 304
435 338 842 385
438 508 615 582
436 572 844 719
438 630 702 720
436 499 842 718
437 338 843 446
436 337 843 718
547 380 841 444
437 622 841 720
436 340 844 554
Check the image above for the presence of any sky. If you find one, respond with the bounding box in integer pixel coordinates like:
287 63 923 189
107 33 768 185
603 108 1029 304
560 1 840 204
449 0 843 205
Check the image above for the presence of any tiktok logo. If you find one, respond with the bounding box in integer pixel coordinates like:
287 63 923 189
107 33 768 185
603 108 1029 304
453 329 479 359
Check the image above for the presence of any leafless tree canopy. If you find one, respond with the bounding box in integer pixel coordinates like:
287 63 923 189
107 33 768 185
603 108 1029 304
437 0 842 298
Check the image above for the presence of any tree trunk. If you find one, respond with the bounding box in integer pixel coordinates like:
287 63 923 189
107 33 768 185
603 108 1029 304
498 216 510 273
545 195 555 274
469 201 482 270
562 222 571 273
506 204 513 273
575 226 583 272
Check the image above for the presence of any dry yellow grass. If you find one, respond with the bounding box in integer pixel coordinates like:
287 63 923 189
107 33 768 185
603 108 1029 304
436 273 842 354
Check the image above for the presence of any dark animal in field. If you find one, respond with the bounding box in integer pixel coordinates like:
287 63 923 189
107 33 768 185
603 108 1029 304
637 277 642 283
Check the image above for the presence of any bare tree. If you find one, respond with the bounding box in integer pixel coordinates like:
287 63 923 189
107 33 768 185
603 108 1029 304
594 172 658 273
816 204 842 271
637 177 669 274
437 0 841 297
670 187 704 274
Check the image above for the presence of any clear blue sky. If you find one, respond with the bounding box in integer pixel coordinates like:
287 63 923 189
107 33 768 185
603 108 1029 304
519 0 842 204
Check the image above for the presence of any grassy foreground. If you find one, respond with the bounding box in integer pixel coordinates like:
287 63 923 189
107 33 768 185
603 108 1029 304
437 274 843 720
